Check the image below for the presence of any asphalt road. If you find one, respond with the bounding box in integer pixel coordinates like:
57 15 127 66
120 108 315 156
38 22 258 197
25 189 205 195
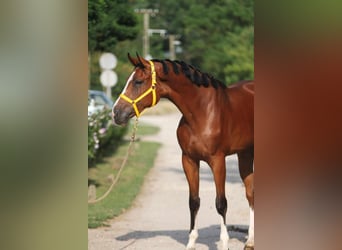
88 112 250 250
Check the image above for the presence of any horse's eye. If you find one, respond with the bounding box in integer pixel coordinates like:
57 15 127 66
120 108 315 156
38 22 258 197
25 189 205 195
134 79 143 85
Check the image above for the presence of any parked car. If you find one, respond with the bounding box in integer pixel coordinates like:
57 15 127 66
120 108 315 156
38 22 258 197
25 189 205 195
88 90 114 116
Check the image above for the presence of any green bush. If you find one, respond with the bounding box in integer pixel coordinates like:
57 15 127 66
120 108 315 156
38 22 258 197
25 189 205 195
88 108 127 166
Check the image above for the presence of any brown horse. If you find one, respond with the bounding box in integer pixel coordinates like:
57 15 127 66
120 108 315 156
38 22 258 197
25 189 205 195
112 54 254 250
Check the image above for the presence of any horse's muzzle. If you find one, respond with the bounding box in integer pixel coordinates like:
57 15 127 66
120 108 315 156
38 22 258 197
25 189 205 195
112 107 133 126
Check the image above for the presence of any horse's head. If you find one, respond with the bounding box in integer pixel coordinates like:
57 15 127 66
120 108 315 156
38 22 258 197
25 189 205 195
112 53 161 125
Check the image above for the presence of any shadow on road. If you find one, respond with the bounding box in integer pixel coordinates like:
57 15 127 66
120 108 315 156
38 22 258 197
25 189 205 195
116 224 248 250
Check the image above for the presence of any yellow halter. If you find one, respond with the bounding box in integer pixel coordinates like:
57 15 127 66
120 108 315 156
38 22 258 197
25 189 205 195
120 61 157 117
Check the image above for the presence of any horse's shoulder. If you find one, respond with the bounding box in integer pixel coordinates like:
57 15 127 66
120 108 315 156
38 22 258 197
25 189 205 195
177 116 189 136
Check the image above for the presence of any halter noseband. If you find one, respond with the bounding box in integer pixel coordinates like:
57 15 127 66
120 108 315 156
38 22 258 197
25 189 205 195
120 61 157 117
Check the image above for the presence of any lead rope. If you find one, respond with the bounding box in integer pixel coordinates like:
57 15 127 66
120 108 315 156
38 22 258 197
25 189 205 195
88 117 139 204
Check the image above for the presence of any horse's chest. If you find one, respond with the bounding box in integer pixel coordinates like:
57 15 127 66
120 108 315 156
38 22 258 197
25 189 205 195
177 123 218 159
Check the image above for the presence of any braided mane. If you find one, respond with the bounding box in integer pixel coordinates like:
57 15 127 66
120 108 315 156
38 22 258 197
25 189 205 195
151 59 226 89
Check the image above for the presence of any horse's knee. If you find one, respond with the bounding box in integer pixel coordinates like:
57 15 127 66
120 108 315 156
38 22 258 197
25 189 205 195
215 196 227 217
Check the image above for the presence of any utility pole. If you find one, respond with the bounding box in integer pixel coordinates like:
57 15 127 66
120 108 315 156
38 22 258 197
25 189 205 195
168 35 181 60
135 9 159 58
169 35 175 60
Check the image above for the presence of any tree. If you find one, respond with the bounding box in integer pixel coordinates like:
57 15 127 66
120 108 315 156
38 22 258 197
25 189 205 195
132 0 254 85
89 0 254 90
88 0 140 90
88 0 139 53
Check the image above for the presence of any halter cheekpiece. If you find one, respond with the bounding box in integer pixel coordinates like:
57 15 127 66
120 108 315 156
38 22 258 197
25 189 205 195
120 61 157 117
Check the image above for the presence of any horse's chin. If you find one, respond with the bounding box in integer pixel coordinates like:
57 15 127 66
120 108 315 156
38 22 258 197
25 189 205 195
113 120 127 127
113 118 128 127
113 113 135 127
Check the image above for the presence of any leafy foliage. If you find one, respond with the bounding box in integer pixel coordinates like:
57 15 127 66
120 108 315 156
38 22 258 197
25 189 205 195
88 0 139 53
88 108 127 166
146 0 254 85
89 0 254 91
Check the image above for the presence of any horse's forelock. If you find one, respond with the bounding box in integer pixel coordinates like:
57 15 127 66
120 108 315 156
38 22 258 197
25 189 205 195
135 62 145 69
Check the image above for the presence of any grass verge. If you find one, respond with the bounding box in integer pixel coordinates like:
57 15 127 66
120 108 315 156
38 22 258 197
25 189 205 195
88 122 160 228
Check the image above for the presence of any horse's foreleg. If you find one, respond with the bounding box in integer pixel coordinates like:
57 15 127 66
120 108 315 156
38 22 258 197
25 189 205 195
182 153 200 250
238 150 254 249
210 156 229 250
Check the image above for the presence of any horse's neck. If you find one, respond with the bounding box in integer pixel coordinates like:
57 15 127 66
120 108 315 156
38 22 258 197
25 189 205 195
162 77 227 126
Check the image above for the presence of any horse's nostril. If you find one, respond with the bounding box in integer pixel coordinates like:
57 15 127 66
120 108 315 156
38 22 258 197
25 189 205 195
113 109 122 121
112 107 118 118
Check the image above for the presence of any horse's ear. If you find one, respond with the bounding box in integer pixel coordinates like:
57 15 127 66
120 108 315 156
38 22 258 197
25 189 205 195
136 52 148 69
127 52 147 68
128 53 138 67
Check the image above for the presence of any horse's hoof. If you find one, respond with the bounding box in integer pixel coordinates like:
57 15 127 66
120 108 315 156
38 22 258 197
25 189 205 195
221 242 229 250
244 245 254 250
